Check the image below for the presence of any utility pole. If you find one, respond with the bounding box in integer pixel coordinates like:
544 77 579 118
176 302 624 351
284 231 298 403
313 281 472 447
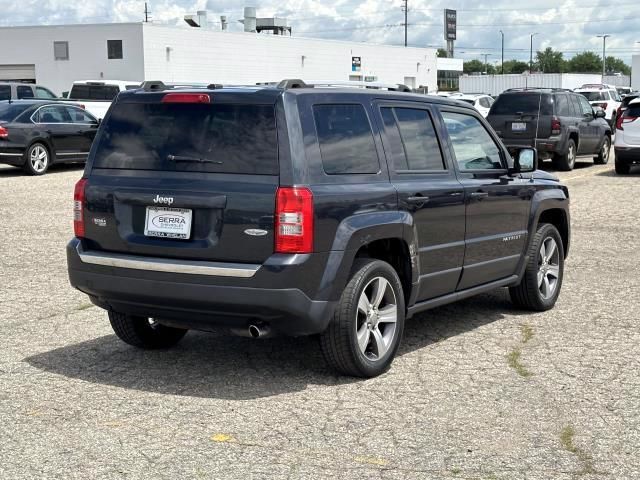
144 2 151 23
597 34 611 77
499 30 504 74
529 33 539 73
401 0 408 47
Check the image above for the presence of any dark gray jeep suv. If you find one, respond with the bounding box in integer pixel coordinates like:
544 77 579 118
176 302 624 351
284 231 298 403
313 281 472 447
67 80 571 377
487 88 611 171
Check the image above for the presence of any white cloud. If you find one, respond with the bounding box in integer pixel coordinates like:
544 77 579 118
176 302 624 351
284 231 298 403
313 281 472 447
0 0 638 63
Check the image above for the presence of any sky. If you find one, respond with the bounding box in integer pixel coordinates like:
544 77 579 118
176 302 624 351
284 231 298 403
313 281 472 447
1 0 639 64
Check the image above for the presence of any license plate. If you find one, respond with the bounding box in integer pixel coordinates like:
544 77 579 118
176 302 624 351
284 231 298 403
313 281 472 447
144 207 192 239
512 122 527 132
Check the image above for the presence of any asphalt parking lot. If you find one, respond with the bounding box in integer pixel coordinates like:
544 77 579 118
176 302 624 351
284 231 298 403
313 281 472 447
1 156 639 480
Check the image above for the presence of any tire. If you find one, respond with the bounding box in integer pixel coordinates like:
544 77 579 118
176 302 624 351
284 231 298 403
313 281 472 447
593 135 610 164
320 259 405 378
509 223 564 311
553 139 576 171
108 311 188 349
23 142 51 176
615 157 630 175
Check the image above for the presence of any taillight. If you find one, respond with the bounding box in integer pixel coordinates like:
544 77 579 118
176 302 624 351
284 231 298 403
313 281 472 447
275 187 314 254
616 115 624 130
618 114 638 131
161 93 210 104
73 178 88 238
0 126 8 139
598 102 608 110
551 117 561 135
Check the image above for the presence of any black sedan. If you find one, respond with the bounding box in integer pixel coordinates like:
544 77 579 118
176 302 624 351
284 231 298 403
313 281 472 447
0 100 99 175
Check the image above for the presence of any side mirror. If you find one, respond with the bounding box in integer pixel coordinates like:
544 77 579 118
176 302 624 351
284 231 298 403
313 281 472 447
510 147 538 174
593 107 606 119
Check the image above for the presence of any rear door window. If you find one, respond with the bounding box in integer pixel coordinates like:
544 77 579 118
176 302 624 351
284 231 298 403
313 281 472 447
490 94 552 115
380 107 445 171
35 105 71 123
555 94 570 116
93 102 278 174
313 104 380 174
0 85 10 100
17 85 34 99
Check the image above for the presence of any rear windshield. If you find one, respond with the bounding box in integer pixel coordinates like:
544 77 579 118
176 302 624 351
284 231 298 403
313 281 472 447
69 84 120 101
93 102 278 174
0 103 31 121
625 105 640 117
489 93 553 115
579 91 608 102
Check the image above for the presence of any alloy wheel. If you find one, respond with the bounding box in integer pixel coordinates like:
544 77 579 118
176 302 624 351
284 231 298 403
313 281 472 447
30 145 48 173
355 276 398 361
538 237 560 300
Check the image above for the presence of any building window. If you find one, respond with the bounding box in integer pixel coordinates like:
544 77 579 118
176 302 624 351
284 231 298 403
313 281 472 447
107 40 123 60
54 41 69 61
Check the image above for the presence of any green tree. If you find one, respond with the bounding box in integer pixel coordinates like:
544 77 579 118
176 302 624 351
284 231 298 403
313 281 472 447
502 60 530 74
605 56 631 75
464 59 495 74
536 47 565 73
437 48 448 58
567 52 602 73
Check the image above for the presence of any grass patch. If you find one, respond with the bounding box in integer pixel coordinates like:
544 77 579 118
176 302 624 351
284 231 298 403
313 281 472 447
521 324 534 343
450 467 461 475
507 347 532 378
559 425 597 475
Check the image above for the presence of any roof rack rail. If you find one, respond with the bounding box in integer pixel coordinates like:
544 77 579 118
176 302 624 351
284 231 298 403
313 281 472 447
206 83 224 89
276 79 413 92
504 87 572 93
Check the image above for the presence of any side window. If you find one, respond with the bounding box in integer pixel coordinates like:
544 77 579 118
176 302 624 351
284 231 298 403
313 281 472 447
36 106 71 123
381 107 445 171
65 106 96 123
441 111 503 171
312 104 380 175
555 94 569 116
0 85 10 101
602 91 611 100
578 96 593 116
35 87 56 99
479 97 490 108
17 86 34 99
569 95 581 117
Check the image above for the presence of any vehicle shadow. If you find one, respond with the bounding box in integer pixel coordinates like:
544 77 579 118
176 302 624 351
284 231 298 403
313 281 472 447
25 289 528 400
0 163 85 178
596 167 640 177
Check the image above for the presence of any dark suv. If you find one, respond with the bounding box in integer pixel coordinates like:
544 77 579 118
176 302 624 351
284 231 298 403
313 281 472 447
67 80 570 377
487 89 611 171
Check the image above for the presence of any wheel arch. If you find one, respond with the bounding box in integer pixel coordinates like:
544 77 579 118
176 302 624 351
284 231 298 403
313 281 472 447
26 138 55 163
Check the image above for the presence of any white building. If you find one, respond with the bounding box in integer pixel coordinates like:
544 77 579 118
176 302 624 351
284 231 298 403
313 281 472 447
633 55 640 91
0 22 439 96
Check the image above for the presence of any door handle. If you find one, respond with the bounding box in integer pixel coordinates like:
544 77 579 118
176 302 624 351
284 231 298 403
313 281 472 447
470 191 489 200
407 196 430 204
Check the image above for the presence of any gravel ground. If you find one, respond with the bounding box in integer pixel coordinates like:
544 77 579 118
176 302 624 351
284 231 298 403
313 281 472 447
0 156 639 480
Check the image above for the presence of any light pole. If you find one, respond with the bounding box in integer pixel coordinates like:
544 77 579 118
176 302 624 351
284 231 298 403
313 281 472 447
483 53 492 74
500 30 504 74
597 34 611 77
529 33 539 73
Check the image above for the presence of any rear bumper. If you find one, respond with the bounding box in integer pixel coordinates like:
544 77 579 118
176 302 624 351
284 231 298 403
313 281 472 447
0 147 25 166
614 147 640 164
503 138 563 159
67 238 340 336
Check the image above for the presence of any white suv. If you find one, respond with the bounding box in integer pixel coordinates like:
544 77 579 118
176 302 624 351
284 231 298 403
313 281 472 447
614 98 640 174
451 93 494 117
574 84 621 127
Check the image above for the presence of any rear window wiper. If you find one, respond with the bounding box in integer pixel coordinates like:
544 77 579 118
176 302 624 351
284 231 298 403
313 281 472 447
167 154 223 164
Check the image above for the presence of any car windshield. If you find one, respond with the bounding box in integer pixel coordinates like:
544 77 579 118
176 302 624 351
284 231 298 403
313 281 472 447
579 91 607 101
0 102 32 121
92 102 278 174
489 93 553 115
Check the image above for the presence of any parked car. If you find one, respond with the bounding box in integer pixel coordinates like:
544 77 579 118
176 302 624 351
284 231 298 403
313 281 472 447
0 82 59 101
574 84 621 127
66 80 141 120
614 98 640 174
487 88 612 171
0 100 99 175
67 80 570 378
452 93 494 117
616 86 633 97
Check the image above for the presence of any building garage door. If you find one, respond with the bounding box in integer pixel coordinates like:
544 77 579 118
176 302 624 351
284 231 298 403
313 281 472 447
0 64 35 83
